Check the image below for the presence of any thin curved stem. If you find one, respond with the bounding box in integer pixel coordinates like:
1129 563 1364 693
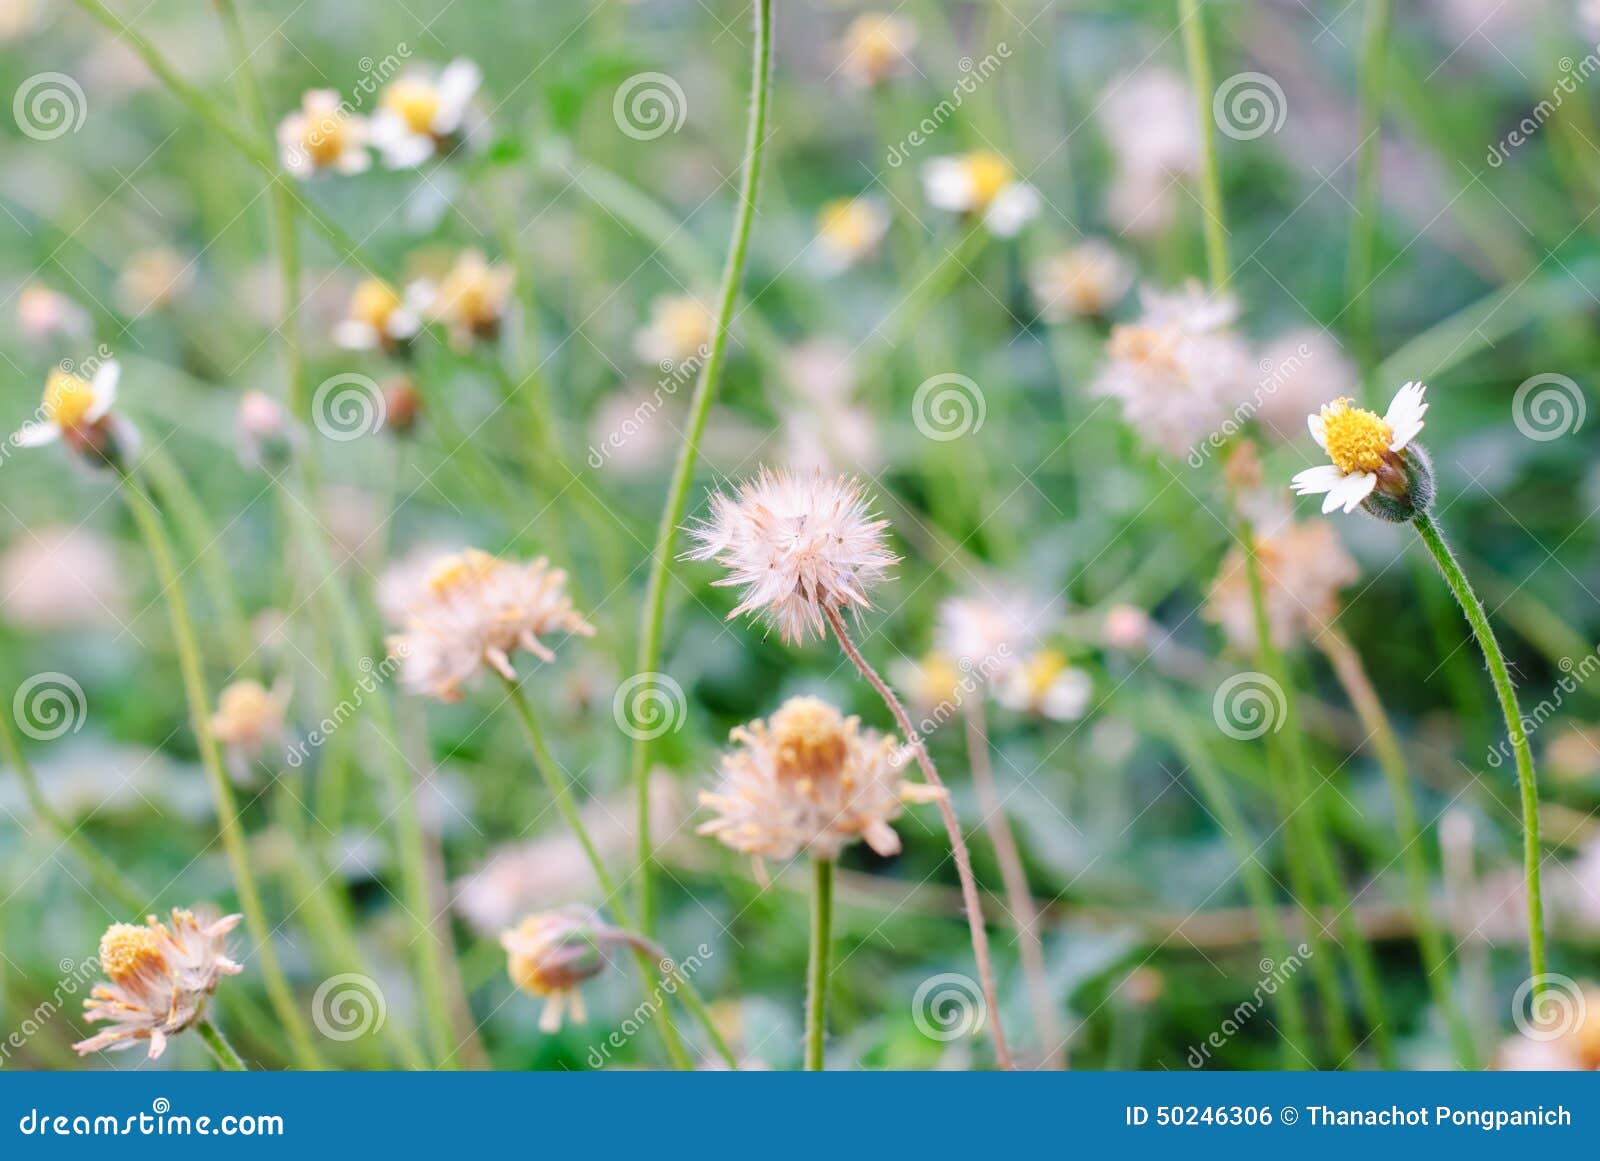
196 1017 246 1070
630 0 773 937
824 606 1014 1069
118 470 324 1069
1178 0 1229 287
805 857 834 1071
1414 512 1545 994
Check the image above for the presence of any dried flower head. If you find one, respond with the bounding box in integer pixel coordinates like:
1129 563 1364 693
370 58 481 168
386 547 595 701
73 909 243 1059
1030 240 1133 321
501 907 634 1032
688 468 897 644
1206 521 1358 652
1092 282 1254 457
1291 382 1431 521
698 696 945 866
815 196 890 274
922 151 1040 236
118 247 193 315
635 294 713 367
333 277 425 351
210 679 289 761
838 13 919 87
277 89 370 179
423 249 513 348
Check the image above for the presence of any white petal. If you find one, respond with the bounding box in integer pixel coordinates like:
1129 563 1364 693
433 59 482 132
1384 380 1428 451
1308 411 1327 450
1291 464 1345 495
12 422 60 447
87 361 120 421
983 183 1040 236
335 147 372 175
333 321 378 350
1324 471 1377 514
922 158 974 212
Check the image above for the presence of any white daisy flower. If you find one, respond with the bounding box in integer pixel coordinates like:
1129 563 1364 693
814 196 890 274
422 249 514 348
369 59 481 169
12 362 124 454
921 151 1040 237
837 13 919 87
332 277 427 351
996 649 1091 720
277 89 370 179
634 294 714 367
1291 382 1429 516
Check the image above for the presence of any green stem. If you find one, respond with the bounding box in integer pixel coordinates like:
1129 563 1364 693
630 0 773 936
1178 0 1229 287
196 1016 247 1070
805 858 834 1071
1413 512 1545 994
501 679 738 1070
1346 0 1391 388
117 471 324 1069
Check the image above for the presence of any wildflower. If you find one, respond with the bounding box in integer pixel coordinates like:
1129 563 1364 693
333 277 424 352
118 247 193 315
1029 240 1132 321
634 294 713 367
891 651 963 719
17 284 89 343
814 197 889 274
235 390 297 470
1206 521 1358 652
922 151 1040 236
210 679 289 764
1290 382 1431 520
1092 282 1253 458
276 89 370 179
698 696 945 867
1254 329 1358 441
386 547 595 701
423 250 513 348
1102 604 1152 651
370 59 481 168
0 524 126 629
687 468 897 644
936 594 1038 671
12 361 131 462
73 909 243 1059
501 907 632 1032
837 13 918 87
997 649 1091 720
1097 68 1199 238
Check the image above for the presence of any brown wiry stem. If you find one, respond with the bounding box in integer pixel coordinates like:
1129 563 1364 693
824 606 1014 1069
964 701 1064 1068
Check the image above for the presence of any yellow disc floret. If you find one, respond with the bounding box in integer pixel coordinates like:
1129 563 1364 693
963 151 1014 209
1019 649 1068 703
302 113 349 167
383 78 441 135
42 369 96 431
349 279 401 330
99 922 167 984
426 548 502 596
1319 397 1393 475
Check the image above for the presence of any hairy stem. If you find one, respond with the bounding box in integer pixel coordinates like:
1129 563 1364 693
196 1017 246 1071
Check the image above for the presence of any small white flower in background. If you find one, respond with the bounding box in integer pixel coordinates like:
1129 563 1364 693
386 547 595 701
16 284 90 343
12 361 125 456
837 13 919 87
996 649 1091 720
634 293 714 366
0 525 126 629
1253 329 1358 441
1092 282 1254 458
891 651 963 719
1101 604 1152 652
814 196 890 274
936 593 1043 671
922 151 1040 236
1098 68 1200 238
421 249 514 348
688 468 898 645
370 58 482 168
74 909 243 1059
1291 382 1429 515
276 89 370 179
333 277 425 351
501 907 634 1033
1029 239 1133 321
210 679 290 769
118 247 194 316
698 696 945 871
1206 521 1358 652
780 340 878 473
235 390 298 470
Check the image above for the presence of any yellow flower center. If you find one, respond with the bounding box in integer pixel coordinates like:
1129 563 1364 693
770 697 849 782
656 298 711 355
383 78 441 135
349 279 401 330
99 923 166 983
916 652 960 706
845 17 906 79
42 369 96 430
301 113 349 167
1319 398 1392 474
1021 649 1067 702
435 258 505 329
426 548 501 595
963 151 1014 208
1108 324 1181 379
819 200 879 253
